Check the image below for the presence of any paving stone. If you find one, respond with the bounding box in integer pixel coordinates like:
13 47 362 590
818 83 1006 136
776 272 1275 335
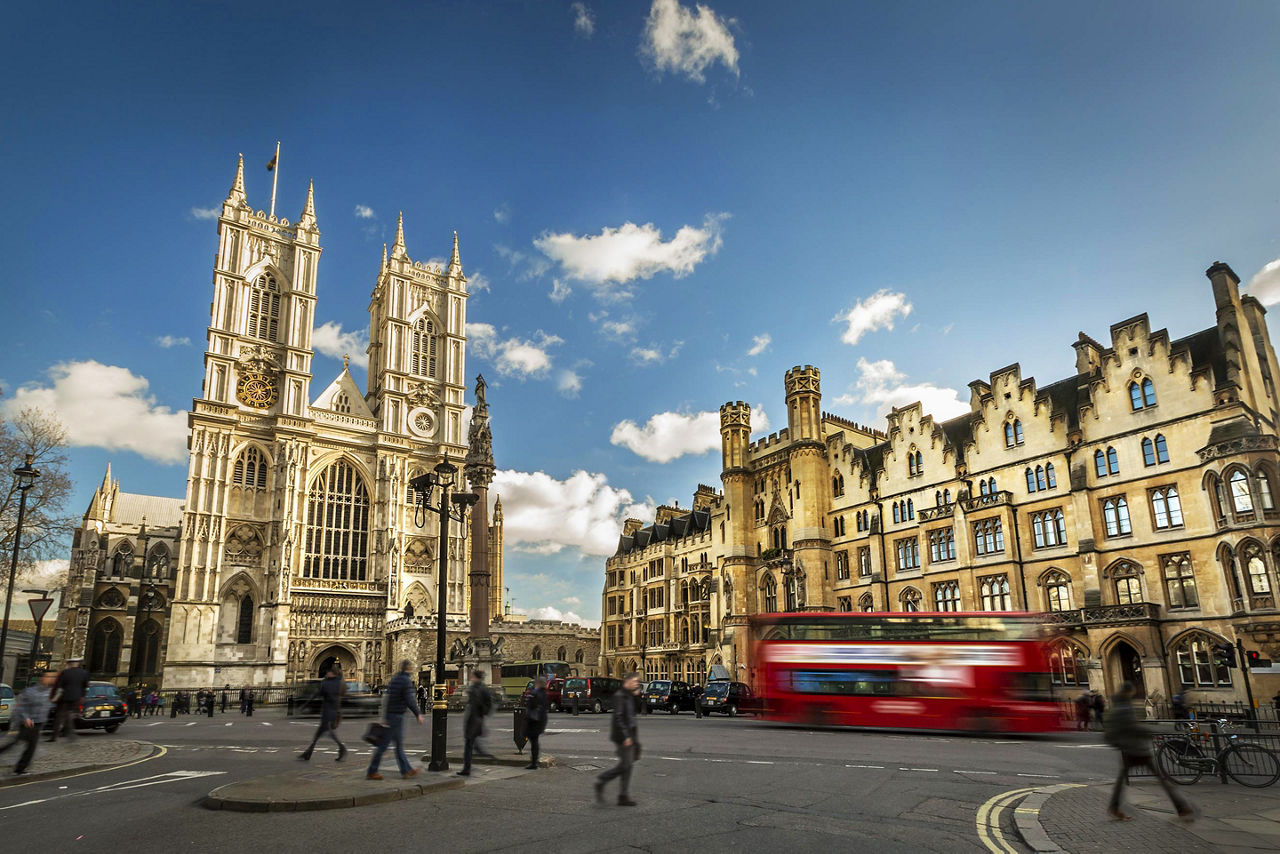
0 736 154 786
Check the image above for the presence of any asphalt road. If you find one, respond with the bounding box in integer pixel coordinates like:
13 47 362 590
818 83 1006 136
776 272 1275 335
0 707 1120 853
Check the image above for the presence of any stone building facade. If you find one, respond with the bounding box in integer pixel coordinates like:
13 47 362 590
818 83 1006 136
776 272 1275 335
603 261 1280 708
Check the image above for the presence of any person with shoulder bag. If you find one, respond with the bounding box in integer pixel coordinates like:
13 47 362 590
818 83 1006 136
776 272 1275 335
300 667 347 761
525 675 549 770
594 673 641 807
366 660 422 780
457 670 495 776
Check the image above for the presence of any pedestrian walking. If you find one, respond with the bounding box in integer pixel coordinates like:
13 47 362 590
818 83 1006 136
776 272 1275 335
594 672 641 807
1103 681 1195 822
1171 694 1191 721
1090 690 1105 728
239 688 247 714
300 667 347 762
1074 691 1090 731
206 691 215 718
457 670 495 776
525 675 548 770
245 690 255 716
49 657 90 742
366 659 422 780
692 683 704 719
221 687 228 713
0 670 55 775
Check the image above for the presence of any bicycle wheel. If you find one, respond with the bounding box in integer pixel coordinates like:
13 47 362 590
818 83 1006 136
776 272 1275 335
1156 739 1203 785
1223 743 1280 788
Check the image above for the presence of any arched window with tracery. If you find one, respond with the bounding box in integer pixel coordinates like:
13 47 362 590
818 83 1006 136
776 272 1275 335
233 446 269 489
576 648 585 664
1258 467 1276 512
979 575 1011 610
1162 554 1198 609
761 574 778 612
1112 561 1143 605
858 593 874 612
411 317 438 378
1242 541 1273 604
89 618 122 675
1048 640 1087 687
900 587 921 612
1043 570 1072 611
1172 633 1231 688
247 274 281 342
146 545 170 579
236 594 254 644
130 620 162 677
304 460 371 580
110 542 133 578
1228 469 1255 517
934 581 960 611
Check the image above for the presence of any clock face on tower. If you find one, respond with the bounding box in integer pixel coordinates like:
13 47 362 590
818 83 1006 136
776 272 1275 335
236 371 278 409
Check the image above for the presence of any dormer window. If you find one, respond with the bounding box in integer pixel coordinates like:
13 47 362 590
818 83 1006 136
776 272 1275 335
334 392 352 414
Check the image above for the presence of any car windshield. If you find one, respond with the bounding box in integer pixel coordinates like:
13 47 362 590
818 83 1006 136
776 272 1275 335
86 686 119 699
1 686 13 699
704 682 730 697
648 681 671 691
564 679 586 691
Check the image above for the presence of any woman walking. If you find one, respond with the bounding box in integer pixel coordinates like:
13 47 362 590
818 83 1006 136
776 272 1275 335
1104 682 1195 821
525 675 549 770
300 666 347 761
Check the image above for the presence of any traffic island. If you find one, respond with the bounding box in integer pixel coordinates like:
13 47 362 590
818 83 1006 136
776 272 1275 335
0 738 158 787
205 766 465 812
441 750 557 769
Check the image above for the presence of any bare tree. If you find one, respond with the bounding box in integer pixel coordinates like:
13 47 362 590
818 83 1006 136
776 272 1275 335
0 405 74 588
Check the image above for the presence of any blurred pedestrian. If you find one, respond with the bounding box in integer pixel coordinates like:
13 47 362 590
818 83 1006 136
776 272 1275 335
1171 694 1191 721
457 670 495 776
206 691 215 717
692 684 704 719
49 657 90 742
594 672 641 807
417 683 427 711
1074 692 1091 731
1104 681 1194 822
525 675 548 770
1090 690 1105 728
367 659 422 780
0 670 55 774
239 688 247 714
221 687 229 713
1272 689 1280 716
300 667 347 762
245 690 255 716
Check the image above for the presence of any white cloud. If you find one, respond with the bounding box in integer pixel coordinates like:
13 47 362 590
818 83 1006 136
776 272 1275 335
1247 258 1280 306
747 333 770 356
549 279 572 303
629 341 682 365
467 271 492 293
527 605 591 624
570 2 595 37
312 321 369 369
190 206 219 220
3 361 186 464
641 0 739 83
156 335 191 348
467 322 563 379
835 357 969 421
491 468 654 557
495 243 552 281
562 595 582 606
353 204 376 220
558 369 584 398
610 405 768 463
534 214 726 299
835 289 913 346
601 318 637 339
493 203 511 224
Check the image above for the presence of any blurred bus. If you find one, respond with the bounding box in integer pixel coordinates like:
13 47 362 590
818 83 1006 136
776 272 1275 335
751 612 1060 733
500 660 572 697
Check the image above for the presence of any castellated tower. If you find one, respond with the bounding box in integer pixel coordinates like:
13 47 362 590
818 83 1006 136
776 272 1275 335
719 401 753 625
784 366 832 610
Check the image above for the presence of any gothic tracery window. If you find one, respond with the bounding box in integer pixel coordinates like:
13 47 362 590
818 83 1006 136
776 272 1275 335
89 618 122 674
247 274 281 342
233 446 269 489
411 318 438 379
304 460 371 581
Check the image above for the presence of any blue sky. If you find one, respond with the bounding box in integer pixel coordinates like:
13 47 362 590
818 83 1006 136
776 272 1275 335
4 1 1280 624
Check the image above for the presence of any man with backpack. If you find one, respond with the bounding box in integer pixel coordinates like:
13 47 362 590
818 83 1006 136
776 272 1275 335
456 669 494 777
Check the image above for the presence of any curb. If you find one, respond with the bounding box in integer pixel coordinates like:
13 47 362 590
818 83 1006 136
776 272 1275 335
0 741 162 789
1014 783 1088 853
205 775 465 812
442 754 557 769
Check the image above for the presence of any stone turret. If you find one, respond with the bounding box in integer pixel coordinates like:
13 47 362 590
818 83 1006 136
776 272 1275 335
784 365 822 444
719 401 751 472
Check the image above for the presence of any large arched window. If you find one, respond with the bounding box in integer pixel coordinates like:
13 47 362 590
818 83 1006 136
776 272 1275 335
304 460 371 580
146 545 170 579
557 645 567 661
247 274 281 342
1129 378 1156 410
1112 561 1143 604
900 587 921 612
236 595 254 644
761 574 778 612
1229 469 1254 515
1043 570 1072 611
1004 419 1024 448
1048 640 1087 687
130 620 161 676
89 618 122 674
110 543 133 578
1242 541 1272 597
979 575 1011 611
411 317 438 378
1172 633 1231 688
1151 486 1183 530
531 645 542 660
575 649 585 664
1162 554 1199 609
233 446 269 489
933 581 960 612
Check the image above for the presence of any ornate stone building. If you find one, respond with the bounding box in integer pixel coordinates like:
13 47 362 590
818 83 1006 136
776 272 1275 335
603 261 1280 708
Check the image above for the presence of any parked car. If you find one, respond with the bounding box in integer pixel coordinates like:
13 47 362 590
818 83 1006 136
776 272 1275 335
292 679 382 717
644 680 697 714
520 677 566 711
49 682 129 733
561 676 622 713
0 683 12 731
700 681 755 716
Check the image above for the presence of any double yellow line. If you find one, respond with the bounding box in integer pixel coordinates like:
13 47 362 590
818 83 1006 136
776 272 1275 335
975 786 1037 854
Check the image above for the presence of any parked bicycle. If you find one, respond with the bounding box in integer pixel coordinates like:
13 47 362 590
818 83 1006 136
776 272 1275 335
1155 718 1280 788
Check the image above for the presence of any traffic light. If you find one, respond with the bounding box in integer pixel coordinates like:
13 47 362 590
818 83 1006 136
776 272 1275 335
1213 642 1237 669
1246 650 1273 670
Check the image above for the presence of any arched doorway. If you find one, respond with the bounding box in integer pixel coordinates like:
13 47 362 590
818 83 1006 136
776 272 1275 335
1108 640 1145 697
313 645 357 678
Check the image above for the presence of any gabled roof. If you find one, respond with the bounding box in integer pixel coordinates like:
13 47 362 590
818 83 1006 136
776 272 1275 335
112 493 184 528
312 367 375 420
613 508 711 556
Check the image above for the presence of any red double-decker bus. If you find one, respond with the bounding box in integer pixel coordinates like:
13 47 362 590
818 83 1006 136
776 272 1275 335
750 611 1061 733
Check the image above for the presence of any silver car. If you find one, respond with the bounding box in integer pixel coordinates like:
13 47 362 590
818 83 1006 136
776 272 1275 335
0 683 13 731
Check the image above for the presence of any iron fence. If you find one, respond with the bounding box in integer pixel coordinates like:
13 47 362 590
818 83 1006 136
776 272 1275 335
1125 719 1280 781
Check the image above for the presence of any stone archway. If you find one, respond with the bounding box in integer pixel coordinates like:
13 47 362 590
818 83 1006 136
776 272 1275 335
312 645 358 679
1107 639 1145 697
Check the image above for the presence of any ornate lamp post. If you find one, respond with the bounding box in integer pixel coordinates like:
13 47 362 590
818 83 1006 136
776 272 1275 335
23 588 54 680
410 460 478 773
0 455 40 685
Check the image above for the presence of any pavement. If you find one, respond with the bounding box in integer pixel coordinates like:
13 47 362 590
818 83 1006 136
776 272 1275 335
1035 777 1280 853
0 733 156 786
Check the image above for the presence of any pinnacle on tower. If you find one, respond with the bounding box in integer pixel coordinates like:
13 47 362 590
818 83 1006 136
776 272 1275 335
493 494 503 521
391 211 407 259
448 229 463 275
101 462 113 494
299 179 316 226
381 243 388 270
228 153 246 204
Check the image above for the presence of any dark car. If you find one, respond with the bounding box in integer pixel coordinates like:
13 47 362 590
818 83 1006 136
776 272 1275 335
700 681 754 716
521 677 566 712
645 680 696 714
293 679 381 717
46 682 128 733
562 677 622 713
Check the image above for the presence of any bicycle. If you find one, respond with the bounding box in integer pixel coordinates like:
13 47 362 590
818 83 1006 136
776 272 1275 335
1155 718 1280 788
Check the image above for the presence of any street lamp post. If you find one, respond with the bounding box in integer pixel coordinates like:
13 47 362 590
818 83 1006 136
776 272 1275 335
409 460 479 773
0 455 40 685
23 588 54 681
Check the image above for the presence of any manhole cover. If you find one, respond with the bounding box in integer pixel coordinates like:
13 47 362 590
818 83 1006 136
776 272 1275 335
571 764 602 772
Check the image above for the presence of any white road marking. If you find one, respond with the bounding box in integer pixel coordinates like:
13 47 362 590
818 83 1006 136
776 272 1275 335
744 760 774 765
1016 773 1059 778
846 764 885 769
0 771 226 811
184 722 197 727
145 722 164 727
955 770 996 775
225 723 233 727
260 722 272 726
899 767 939 772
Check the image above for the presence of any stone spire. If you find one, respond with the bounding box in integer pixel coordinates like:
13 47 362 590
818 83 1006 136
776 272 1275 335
298 179 316 228
381 242 388 271
228 153 246 205
493 495 503 522
390 212 407 260
447 230 463 276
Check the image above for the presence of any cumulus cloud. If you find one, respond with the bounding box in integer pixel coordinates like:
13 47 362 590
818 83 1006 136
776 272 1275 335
641 0 739 83
549 279 572 303
468 322 563 379
156 335 191 348
353 204 376 219
558 369 584 398
495 243 552 281
3 361 186 463
835 357 969 421
467 271 492 293
1247 258 1280 306
534 214 726 299
527 605 591 624
629 341 682 365
190 206 219 220
835 290 913 346
747 333 770 356
570 2 595 37
493 203 511 224
610 405 768 463
312 321 369 369
600 317 637 339
491 468 654 557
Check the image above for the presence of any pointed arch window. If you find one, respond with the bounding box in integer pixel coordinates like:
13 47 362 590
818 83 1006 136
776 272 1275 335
1005 419 1024 448
233 446 269 489
900 588 921 612
858 593 874 613
1032 509 1066 549
943 488 950 504
1046 463 1056 488
89 618 123 675
1043 570 1072 611
973 518 1004 555
762 574 778 612
1102 496 1131 537
1173 633 1231 688
1113 561 1142 604
247 274 281 342
557 645 568 661
980 575 1012 610
532 646 542 660
1048 640 1087 686
1025 468 1036 493
933 580 961 612
1258 468 1276 512
110 543 133 578
333 392 351 414
1150 486 1183 529
1162 554 1198 609
236 595 254 644
146 545 170 579
411 318 438 379
1243 542 1272 596
1229 469 1254 515
304 460 371 580
130 620 162 677
1129 378 1157 410
1094 450 1107 478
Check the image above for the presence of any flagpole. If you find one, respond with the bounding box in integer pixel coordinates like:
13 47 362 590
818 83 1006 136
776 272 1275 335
269 140 280 219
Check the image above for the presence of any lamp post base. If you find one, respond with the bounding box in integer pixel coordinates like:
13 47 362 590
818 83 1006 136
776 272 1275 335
426 693 449 771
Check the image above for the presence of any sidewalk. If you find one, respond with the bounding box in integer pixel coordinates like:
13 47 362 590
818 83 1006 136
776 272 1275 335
1036 779 1280 853
0 737 156 787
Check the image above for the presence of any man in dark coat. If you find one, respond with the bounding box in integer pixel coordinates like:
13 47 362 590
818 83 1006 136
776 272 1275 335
457 670 494 776
595 673 641 806
367 659 422 779
300 667 347 761
1104 681 1194 821
525 675 549 770
49 657 90 742
0 670 55 773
